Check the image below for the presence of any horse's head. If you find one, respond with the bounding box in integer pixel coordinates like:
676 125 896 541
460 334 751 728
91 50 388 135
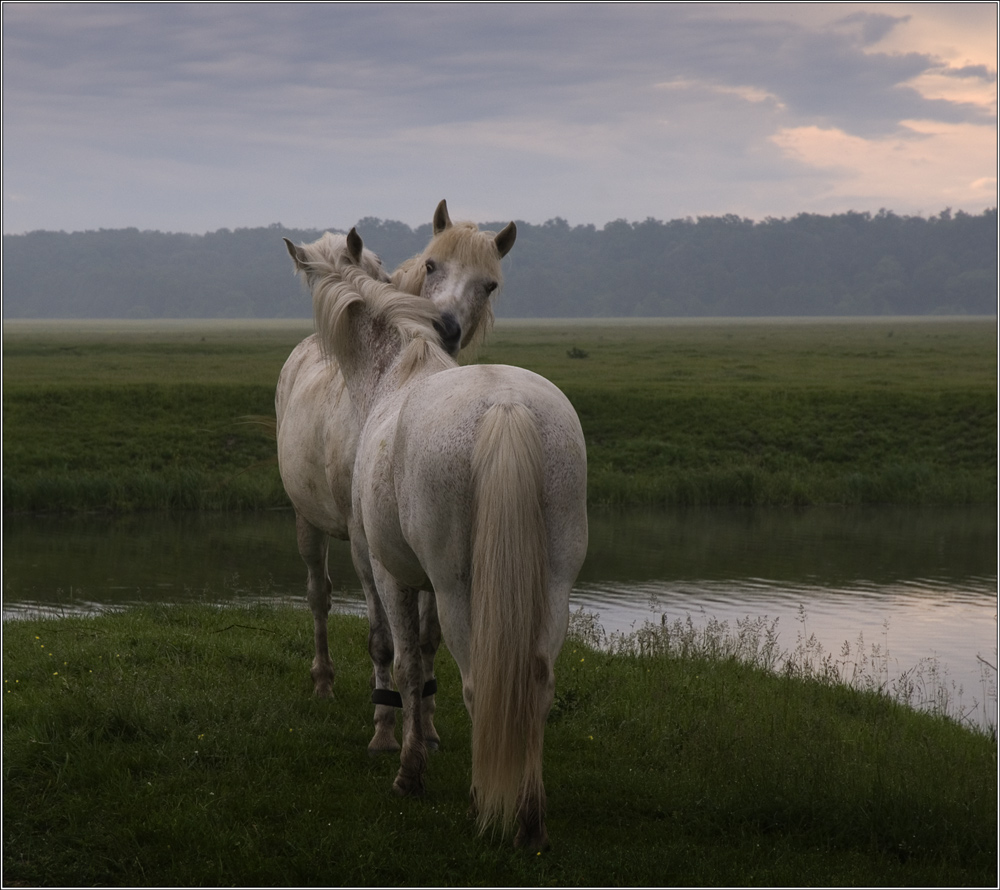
287 228 456 385
283 230 390 287
391 200 516 357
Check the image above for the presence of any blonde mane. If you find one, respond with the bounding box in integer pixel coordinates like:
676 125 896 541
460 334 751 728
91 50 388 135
295 236 454 384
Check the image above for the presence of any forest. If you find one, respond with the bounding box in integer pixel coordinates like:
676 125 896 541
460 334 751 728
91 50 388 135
2 207 996 318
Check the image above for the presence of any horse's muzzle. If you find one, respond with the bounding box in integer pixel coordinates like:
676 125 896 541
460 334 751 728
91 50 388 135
434 312 462 356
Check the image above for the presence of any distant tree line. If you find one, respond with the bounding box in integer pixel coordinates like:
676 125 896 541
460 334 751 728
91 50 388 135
3 208 996 319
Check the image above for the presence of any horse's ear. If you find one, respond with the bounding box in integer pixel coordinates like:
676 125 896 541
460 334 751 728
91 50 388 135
284 237 307 270
433 199 452 235
347 227 364 265
494 221 516 259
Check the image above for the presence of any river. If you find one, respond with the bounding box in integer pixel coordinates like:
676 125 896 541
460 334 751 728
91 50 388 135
3 505 996 731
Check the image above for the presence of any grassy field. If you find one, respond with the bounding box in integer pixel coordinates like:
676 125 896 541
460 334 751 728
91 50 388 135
3 603 995 887
2 317 996 511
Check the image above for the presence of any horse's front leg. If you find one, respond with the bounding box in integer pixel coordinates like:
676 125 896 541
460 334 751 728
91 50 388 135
374 563 427 798
418 589 442 750
351 533 399 753
297 513 334 697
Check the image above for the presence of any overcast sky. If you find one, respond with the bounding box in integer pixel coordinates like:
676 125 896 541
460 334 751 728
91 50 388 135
3 2 996 234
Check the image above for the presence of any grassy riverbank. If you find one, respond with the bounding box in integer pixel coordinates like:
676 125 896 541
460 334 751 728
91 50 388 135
2 318 996 511
3 603 995 887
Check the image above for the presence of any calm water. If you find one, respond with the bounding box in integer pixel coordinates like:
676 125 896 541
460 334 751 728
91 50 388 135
3 506 996 729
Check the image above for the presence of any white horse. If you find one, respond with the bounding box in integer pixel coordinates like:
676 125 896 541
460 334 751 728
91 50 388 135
286 229 588 851
276 201 516 754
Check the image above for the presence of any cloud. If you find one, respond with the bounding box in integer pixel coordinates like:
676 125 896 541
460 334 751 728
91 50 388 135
655 79 786 108
834 11 910 47
2 3 995 234
771 118 997 211
943 64 997 81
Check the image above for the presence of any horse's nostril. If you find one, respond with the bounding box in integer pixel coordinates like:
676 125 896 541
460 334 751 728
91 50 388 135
434 313 462 356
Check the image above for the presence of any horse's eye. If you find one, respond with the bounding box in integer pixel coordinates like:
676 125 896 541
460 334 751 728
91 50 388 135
485 281 498 295
425 260 436 275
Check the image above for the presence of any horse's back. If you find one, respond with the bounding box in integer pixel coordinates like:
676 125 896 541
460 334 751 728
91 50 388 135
401 363 586 485
276 333 357 538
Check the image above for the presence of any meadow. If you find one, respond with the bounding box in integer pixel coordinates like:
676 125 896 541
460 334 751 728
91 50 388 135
3 320 996 885
3 603 995 887
3 317 996 512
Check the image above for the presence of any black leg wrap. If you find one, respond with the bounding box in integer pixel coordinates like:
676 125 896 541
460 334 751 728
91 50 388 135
372 688 403 708
371 677 437 709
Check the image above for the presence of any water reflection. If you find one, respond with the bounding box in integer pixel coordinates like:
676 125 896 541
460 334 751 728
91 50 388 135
582 505 996 586
3 506 996 729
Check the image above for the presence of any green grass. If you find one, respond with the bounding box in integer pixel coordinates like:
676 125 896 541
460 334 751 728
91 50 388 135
2 318 996 510
476 318 997 506
2 383 285 511
3 602 995 886
0 319 310 387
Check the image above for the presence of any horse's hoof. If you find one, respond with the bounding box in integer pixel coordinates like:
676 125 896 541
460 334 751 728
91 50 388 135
310 672 334 698
310 666 335 698
514 825 550 853
392 776 424 797
368 736 401 755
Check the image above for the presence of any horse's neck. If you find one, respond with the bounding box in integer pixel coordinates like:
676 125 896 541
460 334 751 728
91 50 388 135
334 312 407 422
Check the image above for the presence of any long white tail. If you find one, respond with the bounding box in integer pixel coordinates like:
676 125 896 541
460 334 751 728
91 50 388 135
469 402 548 836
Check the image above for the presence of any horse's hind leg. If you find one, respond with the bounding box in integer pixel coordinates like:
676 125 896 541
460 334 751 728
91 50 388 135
374 565 427 797
297 513 335 697
418 589 442 750
514 650 557 852
515 781 549 852
367 600 401 753
352 532 400 753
